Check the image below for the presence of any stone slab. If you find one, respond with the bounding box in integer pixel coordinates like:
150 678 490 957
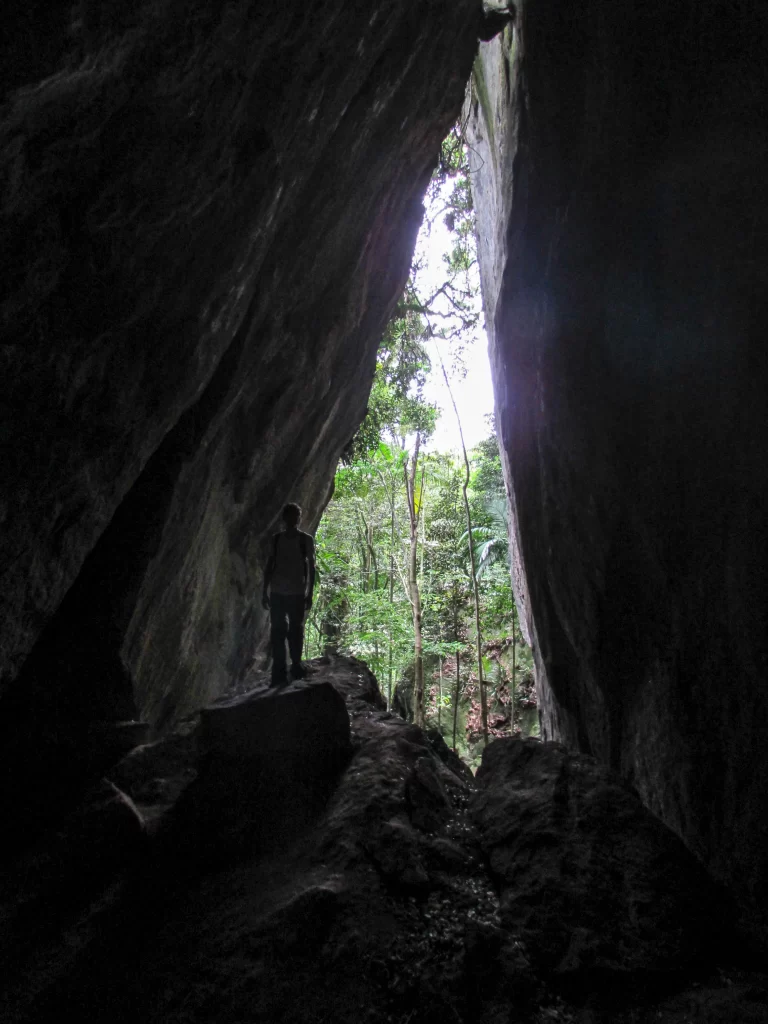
200 680 352 767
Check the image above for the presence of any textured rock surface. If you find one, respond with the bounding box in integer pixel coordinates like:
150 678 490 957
3 0 768 993
0 0 478 737
1 716 150 858
200 678 351 763
108 720 199 833
472 738 725 980
162 677 353 865
467 3 768 934
4 662 765 1024
0 777 146 1018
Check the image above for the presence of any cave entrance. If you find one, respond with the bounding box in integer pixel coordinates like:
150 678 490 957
307 125 536 772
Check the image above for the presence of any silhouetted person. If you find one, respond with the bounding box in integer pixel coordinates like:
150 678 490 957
262 503 316 687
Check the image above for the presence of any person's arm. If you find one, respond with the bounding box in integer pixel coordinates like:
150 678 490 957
262 540 275 609
305 536 316 610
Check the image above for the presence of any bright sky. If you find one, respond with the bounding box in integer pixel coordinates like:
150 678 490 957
422 334 495 454
412 179 495 454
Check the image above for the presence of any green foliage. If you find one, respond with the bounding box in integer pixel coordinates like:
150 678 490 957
415 126 481 362
314 122 536 761
344 299 437 463
315 426 536 761
428 124 469 199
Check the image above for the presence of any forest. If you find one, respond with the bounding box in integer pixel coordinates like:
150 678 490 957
305 128 537 769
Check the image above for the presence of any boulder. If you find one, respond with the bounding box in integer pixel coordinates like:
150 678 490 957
157 680 352 867
200 679 352 769
7 663 767 1024
405 755 455 834
426 727 476 785
312 655 388 714
471 738 729 982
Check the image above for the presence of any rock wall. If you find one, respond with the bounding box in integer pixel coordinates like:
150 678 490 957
0 1 478 734
467 4 768 933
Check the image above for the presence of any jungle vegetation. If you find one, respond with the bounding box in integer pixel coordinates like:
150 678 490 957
307 127 537 768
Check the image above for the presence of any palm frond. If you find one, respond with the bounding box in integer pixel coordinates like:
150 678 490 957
476 537 507 576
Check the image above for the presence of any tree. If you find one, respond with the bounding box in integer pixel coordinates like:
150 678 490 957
343 302 433 465
438 353 489 748
422 456 471 750
314 121 537 763
403 433 426 728
408 128 481 352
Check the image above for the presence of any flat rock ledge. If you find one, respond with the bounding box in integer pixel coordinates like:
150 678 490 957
201 676 352 767
153 670 354 869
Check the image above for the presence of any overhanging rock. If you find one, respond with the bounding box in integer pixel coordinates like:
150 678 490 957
467 3 768 936
0 0 479 736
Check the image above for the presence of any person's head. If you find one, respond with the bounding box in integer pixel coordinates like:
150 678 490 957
282 502 302 529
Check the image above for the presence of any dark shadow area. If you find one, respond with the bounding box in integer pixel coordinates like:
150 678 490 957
2 676 353 1024
0 316 256 860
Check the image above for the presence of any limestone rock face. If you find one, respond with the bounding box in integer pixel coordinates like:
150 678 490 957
472 738 724 979
466 5 768 933
0 1 478 733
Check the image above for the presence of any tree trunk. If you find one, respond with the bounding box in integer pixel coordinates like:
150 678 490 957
438 656 443 731
463 471 488 746
321 609 342 655
439 358 488 747
420 495 426 578
388 503 394 710
359 511 378 591
452 649 461 752
404 434 425 729
510 603 517 735
377 470 396 711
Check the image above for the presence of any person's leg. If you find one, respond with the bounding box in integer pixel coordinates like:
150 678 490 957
270 595 289 685
286 595 306 678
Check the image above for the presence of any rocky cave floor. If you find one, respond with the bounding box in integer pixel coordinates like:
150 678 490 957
2 656 767 1024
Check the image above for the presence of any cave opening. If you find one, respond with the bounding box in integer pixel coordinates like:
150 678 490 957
308 117 535 772
2 1 768 1019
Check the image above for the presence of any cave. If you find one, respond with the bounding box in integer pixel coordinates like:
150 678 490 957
2 1 767 1021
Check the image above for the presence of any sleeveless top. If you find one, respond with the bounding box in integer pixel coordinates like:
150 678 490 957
271 531 312 596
